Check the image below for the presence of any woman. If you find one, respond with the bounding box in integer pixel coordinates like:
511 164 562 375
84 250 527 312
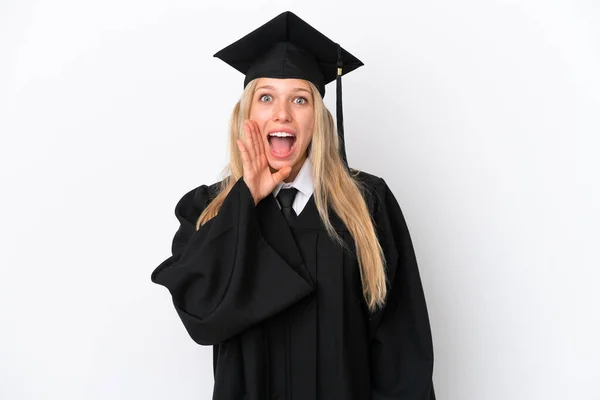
151 11 435 400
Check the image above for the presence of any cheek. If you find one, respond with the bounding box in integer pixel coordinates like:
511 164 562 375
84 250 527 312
249 106 270 123
299 111 315 138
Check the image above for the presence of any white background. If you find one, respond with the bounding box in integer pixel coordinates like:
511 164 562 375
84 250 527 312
1 0 599 399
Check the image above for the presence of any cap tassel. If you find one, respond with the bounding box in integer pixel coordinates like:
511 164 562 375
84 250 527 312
336 44 349 171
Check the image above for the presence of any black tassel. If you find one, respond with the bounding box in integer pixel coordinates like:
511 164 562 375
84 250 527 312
336 43 349 171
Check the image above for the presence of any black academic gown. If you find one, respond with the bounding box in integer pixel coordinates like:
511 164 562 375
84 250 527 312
151 171 435 400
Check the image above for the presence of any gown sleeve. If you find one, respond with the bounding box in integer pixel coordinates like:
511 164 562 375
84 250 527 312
151 177 315 346
369 178 436 400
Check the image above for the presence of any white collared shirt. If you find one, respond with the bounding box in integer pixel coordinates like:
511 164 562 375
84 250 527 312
272 156 314 216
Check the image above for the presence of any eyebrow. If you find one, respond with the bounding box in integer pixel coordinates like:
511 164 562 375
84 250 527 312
256 85 311 94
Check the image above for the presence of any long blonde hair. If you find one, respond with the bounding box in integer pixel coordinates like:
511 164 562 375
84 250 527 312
196 79 388 312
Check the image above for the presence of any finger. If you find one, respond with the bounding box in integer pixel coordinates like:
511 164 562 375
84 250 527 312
236 139 251 166
250 121 262 162
243 121 256 164
272 166 292 184
252 120 266 159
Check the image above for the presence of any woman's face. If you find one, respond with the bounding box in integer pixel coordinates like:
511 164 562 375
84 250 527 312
249 77 315 178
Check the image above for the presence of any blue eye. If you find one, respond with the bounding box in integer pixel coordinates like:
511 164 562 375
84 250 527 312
294 97 308 105
259 94 272 102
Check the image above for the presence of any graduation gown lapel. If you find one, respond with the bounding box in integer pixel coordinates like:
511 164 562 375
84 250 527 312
255 192 313 285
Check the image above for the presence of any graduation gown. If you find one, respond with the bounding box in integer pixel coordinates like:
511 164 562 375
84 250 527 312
151 171 435 400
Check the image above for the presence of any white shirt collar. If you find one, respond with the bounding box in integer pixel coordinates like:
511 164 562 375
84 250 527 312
272 155 314 198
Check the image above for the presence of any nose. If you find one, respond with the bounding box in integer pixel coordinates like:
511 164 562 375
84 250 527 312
273 101 292 122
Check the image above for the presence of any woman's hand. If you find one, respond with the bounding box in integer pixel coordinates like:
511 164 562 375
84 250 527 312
236 120 292 205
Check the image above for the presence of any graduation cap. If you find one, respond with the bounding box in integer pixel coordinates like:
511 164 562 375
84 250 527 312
213 11 364 169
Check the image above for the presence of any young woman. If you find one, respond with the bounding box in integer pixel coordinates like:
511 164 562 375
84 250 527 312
151 11 436 400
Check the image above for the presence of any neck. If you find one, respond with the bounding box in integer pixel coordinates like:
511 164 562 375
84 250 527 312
283 154 307 183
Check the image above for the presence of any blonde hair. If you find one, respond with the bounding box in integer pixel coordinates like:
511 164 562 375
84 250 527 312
196 79 388 312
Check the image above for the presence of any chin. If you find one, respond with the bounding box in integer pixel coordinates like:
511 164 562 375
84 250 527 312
268 153 300 170
268 158 293 171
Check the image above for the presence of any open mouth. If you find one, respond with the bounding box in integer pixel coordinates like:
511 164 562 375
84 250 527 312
267 132 297 155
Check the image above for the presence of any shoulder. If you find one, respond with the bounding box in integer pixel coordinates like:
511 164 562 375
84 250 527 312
351 169 386 189
174 178 226 220
349 168 390 213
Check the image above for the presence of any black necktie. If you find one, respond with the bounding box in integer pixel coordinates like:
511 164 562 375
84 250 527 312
277 188 298 225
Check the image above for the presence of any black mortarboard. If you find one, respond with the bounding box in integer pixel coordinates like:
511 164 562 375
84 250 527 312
213 11 364 168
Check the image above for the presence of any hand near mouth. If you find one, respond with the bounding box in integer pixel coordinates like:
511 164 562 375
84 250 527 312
237 119 292 206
